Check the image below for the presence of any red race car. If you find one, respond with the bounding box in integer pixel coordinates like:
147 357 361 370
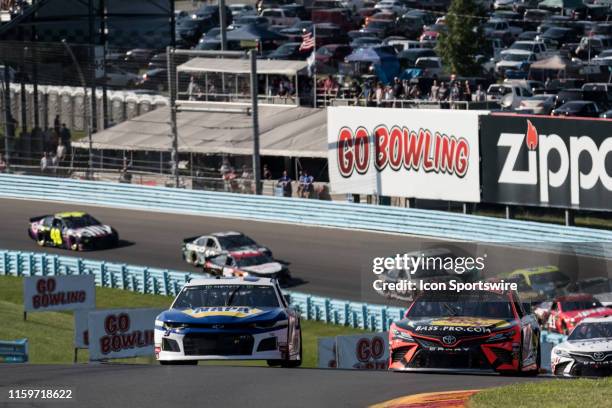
546 294 612 335
203 250 290 283
389 288 541 374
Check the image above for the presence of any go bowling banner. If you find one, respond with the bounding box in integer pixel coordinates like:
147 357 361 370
327 107 484 202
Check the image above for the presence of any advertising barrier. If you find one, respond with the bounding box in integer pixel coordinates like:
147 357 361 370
327 107 484 202
74 310 89 349
481 114 612 211
88 308 164 361
335 332 389 370
23 275 95 312
317 337 337 369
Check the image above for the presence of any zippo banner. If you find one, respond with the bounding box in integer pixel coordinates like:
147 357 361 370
327 107 484 202
335 332 389 370
481 114 612 210
23 275 95 312
88 308 164 361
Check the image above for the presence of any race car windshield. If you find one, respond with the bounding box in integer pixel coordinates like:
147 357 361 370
529 271 570 285
568 322 612 340
407 291 515 319
172 285 279 308
234 255 273 267
562 299 603 311
62 215 101 229
217 235 258 250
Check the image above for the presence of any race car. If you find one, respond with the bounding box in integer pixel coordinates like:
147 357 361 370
551 316 612 377
546 294 612 335
388 288 541 374
506 266 571 298
28 212 119 251
154 276 301 367
182 231 271 266
203 250 290 282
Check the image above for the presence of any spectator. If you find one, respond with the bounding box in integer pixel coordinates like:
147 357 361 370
392 77 403 106
438 82 448 101
473 84 486 102
362 81 372 106
302 170 314 198
219 159 232 191
50 153 58 174
0 155 6 173
297 170 305 197
409 81 421 99
449 82 461 104
53 115 60 136
429 80 439 101
119 159 132 183
263 164 272 180
375 82 384 106
277 170 292 197
240 165 253 194
464 81 472 102
40 152 50 174
384 85 394 107
402 79 410 99
352 81 362 105
187 76 201 101
60 123 71 150
56 139 66 163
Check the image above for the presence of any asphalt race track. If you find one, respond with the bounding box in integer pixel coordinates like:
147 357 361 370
0 364 549 408
0 198 610 303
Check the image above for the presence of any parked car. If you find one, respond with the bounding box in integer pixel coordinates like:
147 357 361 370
316 44 353 68
495 50 536 75
552 101 602 117
414 57 443 78
516 94 557 115
99 65 140 88
137 68 168 91
267 42 310 59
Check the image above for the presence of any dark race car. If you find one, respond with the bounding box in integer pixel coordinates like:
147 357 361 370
28 212 119 251
389 289 541 374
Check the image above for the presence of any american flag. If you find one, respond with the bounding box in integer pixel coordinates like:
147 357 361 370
299 31 315 51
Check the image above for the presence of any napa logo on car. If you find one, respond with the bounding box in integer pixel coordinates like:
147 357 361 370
182 306 263 318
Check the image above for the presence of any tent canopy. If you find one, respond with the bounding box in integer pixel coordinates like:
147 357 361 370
539 0 584 9
346 47 398 63
178 57 309 76
225 23 286 42
74 103 327 158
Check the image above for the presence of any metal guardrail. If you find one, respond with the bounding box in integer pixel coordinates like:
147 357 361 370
0 249 405 332
0 174 611 260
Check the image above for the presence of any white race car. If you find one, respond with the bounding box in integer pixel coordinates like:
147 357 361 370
154 276 301 367
181 231 272 266
551 316 612 377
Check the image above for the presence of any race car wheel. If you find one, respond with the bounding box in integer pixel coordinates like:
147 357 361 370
69 238 79 251
268 335 302 368
188 252 198 265
159 360 198 365
36 234 46 247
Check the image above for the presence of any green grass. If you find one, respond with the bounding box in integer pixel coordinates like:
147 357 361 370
0 276 365 367
468 378 612 408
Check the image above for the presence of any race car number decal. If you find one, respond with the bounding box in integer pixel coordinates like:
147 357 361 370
50 228 63 245
182 307 263 318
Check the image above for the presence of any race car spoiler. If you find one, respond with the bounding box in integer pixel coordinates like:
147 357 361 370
182 236 202 244
29 215 51 223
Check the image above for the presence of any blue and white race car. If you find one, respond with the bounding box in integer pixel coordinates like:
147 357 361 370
154 276 301 367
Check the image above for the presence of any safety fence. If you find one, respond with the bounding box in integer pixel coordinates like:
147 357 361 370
0 250 406 332
1 174 612 260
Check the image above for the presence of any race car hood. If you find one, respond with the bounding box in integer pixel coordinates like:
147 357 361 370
563 307 612 320
564 338 612 353
157 306 286 325
68 224 113 238
241 262 284 275
396 316 516 337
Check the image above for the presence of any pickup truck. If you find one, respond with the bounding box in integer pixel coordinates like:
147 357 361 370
502 40 553 60
260 8 300 27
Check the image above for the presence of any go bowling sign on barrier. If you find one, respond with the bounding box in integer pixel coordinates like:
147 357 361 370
335 332 389 370
88 308 164 361
23 275 95 312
